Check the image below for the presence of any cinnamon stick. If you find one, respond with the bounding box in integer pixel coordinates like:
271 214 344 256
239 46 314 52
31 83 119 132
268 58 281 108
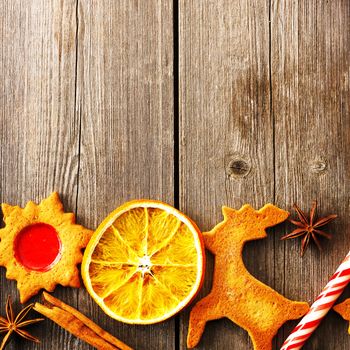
34 292 133 350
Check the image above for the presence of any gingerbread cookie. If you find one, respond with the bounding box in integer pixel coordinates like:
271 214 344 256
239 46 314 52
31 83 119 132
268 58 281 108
334 299 350 333
187 204 309 350
0 192 93 303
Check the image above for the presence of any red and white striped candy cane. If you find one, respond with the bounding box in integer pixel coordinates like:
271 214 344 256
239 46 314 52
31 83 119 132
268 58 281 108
281 251 350 350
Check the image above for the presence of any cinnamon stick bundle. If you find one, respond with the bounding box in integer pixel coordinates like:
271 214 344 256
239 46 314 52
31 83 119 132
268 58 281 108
34 292 133 350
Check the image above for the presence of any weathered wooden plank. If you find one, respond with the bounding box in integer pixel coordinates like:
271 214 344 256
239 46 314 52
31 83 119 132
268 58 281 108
0 0 80 349
272 1 350 349
179 1 274 349
75 1 174 349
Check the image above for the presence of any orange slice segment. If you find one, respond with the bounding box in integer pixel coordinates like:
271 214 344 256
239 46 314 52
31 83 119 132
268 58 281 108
82 200 205 324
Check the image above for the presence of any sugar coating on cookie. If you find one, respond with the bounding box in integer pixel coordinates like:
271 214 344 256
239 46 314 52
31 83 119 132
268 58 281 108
187 204 309 350
0 192 93 303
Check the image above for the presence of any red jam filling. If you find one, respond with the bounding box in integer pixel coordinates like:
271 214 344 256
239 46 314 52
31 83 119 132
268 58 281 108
14 223 62 272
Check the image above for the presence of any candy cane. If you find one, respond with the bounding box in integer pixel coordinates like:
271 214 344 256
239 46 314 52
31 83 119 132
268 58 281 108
281 251 350 350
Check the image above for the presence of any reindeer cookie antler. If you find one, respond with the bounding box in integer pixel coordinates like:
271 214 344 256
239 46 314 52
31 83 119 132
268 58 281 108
187 204 309 350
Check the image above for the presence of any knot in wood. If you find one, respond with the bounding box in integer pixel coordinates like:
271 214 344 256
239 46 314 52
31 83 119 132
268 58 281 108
226 157 251 178
309 158 328 174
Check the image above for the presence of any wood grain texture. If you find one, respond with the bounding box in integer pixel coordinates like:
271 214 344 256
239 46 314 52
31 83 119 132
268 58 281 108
179 1 276 349
0 0 174 349
272 1 350 349
0 0 80 349
1 0 349 349
75 1 174 350
179 0 350 349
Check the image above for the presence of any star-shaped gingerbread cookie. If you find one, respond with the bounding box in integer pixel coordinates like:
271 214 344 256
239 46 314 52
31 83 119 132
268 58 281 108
0 192 93 303
187 204 309 350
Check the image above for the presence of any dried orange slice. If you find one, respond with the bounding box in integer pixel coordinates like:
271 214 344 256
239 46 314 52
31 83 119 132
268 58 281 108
82 200 205 324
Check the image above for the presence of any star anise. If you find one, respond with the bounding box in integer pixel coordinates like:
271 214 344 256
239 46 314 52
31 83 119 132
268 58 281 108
0 296 44 349
281 200 337 256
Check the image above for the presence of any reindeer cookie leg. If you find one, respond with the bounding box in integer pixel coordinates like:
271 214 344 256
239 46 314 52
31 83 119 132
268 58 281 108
187 294 223 348
248 301 309 350
249 331 274 350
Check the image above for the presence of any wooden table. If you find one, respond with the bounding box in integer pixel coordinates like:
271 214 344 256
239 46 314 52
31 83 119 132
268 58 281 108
0 1 349 349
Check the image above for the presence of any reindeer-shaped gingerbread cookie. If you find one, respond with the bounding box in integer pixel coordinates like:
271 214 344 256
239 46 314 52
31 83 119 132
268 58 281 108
187 204 309 350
